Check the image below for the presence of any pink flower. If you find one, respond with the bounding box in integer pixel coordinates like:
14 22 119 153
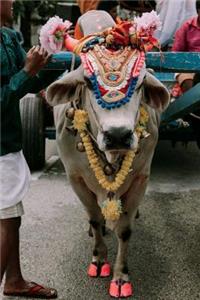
131 11 162 37
129 11 162 51
39 16 72 54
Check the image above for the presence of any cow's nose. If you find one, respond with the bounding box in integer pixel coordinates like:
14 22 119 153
104 127 133 150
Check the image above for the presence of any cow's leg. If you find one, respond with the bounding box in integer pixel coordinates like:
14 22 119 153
109 214 133 298
69 176 110 277
110 174 149 298
88 219 106 237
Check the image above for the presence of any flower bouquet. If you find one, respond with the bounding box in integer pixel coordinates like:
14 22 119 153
39 16 73 54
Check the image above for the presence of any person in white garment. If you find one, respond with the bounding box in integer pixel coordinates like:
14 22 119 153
155 0 197 46
0 0 63 298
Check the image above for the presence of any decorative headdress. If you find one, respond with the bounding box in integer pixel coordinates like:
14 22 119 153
40 11 161 110
39 10 161 54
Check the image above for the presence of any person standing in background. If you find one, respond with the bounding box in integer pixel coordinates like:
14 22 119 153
171 0 200 148
155 0 197 47
172 0 200 92
76 0 101 14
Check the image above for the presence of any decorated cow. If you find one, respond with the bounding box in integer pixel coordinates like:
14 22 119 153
41 10 170 298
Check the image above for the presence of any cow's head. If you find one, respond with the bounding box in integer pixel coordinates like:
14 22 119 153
46 10 169 163
47 61 169 163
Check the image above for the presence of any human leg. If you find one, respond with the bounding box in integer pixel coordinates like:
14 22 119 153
0 203 57 298
0 202 24 282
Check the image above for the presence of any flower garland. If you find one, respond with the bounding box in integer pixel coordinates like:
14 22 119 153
72 107 149 221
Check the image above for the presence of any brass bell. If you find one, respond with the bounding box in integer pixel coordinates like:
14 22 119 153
66 107 75 119
76 141 85 152
104 164 114 176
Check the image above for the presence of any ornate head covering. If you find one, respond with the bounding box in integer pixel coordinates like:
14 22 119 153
40 10 161 109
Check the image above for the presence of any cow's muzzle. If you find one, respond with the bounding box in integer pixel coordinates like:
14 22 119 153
103 127 133 151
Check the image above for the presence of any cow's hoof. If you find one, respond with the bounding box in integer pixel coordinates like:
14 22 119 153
88 262 111 277
109 280 133 298
87 262 98 277
100 262 111 277
120 281 133 297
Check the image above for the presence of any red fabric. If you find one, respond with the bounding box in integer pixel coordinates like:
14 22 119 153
99 82 129 97
110 21 133 46
171 83 183 98
172 17 200 52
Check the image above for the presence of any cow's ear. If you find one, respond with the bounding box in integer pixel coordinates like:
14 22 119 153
46 66 85 106
143 71 170 112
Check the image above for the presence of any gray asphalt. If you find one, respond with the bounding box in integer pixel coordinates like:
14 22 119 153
1 141 200 300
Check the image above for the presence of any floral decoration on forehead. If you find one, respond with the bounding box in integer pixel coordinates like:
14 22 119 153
80 46 145 109
39 10 161 53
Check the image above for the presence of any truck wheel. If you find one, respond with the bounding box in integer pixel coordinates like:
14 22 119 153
20 94 45 170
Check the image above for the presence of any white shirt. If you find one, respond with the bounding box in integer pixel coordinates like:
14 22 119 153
155 0 197 45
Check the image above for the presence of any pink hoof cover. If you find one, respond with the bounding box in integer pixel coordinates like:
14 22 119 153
109 280 133 298
87 263 98 277
100 262 111 277
109 281 120 298
120 282 133 298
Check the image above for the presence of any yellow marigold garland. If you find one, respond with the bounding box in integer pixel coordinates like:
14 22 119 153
73 107 149 221
101 199 122 221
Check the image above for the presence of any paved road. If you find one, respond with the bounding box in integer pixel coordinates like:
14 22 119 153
2 141 200 300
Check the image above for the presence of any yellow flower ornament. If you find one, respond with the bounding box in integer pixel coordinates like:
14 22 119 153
101 198 122 221
73 106 149 221
73 109 88 131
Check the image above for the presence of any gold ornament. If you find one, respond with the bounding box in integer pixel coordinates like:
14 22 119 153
104 164 114 176
66 107 75 119
76 141 85 152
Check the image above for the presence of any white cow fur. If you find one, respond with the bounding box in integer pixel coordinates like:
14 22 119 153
47 64 169 288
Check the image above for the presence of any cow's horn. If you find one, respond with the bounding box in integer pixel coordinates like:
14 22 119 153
64 35 79 53
64 34 99 54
